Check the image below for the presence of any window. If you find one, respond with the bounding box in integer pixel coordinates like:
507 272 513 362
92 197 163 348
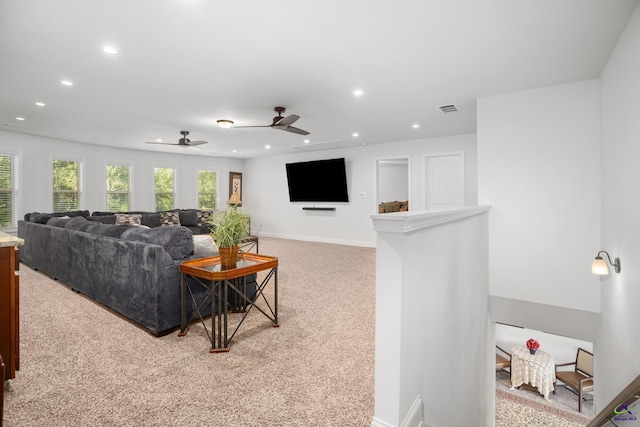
0 154 18 228
154 167 174 211
106 164 131 212
198 170 217 210
52 159 81 212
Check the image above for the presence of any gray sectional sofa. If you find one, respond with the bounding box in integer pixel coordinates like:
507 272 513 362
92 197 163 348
18 211 220 336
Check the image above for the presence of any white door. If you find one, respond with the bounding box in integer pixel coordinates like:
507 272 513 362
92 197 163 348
425 152 465 209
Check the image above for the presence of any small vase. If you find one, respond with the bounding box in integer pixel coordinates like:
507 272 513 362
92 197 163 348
219 246 239 269
529 349 537 355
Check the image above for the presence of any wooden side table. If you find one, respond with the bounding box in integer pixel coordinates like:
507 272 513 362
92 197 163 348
179 253 278 352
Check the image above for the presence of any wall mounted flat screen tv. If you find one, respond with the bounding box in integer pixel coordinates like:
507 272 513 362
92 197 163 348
285 158 349 202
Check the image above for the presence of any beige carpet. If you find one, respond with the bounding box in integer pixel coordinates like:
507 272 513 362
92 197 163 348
4 237 376 426
3 236 596 426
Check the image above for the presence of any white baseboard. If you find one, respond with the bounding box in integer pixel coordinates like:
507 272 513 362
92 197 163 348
371 396 429 427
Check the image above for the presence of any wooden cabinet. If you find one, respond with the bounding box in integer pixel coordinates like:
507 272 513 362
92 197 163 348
0 233 23 381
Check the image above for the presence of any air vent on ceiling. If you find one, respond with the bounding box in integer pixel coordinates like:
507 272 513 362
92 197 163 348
438 104 458 113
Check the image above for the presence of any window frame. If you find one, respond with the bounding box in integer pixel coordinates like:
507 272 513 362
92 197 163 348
52 156 84 213
105 161 132 212
0 151 20 231
197 167 218 210
153 164 177 212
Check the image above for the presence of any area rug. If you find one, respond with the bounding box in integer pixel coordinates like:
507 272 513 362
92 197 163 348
495 370 594 426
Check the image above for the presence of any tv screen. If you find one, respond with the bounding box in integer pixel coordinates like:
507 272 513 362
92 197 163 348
285 158 349 202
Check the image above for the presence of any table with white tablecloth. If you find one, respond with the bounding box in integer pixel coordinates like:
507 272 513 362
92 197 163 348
510 345 556 401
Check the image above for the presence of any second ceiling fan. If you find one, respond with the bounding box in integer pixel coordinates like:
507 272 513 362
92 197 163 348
234 106 310 135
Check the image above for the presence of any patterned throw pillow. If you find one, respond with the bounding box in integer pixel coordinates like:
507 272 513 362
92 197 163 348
196 210 214 226
115 213 142 225
159 211 181 227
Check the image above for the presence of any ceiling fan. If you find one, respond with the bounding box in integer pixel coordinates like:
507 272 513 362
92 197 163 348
145 130 208 147
234 106 310 135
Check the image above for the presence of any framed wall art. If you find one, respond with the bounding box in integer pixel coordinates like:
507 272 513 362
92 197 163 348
228 172 243 206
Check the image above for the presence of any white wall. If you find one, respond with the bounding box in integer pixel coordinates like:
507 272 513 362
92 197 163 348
495 323 593 366
377 160 409 203
0 130 244 222
244 133 477 247
477 80 602 314
371 206 492 427
597 2 640 410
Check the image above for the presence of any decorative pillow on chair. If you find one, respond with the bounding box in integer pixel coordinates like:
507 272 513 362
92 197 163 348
159 211 181 227
115 213 142 225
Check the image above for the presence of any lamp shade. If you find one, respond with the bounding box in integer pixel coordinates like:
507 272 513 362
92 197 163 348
592 257 609 275
228 193 242 205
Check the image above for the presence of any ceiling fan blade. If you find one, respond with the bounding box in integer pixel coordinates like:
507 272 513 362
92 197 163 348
283 126 310 135
187 140 208 146
276 114 300 127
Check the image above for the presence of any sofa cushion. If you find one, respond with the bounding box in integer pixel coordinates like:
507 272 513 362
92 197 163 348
159 211 181 227
30 212 52 224
121 226 193 260
87 215 117 224
115 213 142 225
64 216 94 232
85 224 135 238
46 216 70 227
178 210 198 227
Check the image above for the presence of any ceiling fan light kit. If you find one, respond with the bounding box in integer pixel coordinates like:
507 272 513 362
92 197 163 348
217 119 234 129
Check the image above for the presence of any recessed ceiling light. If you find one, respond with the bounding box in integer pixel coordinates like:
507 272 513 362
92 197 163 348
35 102 46 107
16 117 25 121
353 89 364 96
155 139 162 142
217 119 234 129
412 124 420 128
265 145 271 149
232 149 237 153
102 46 118 55
303 139 310 144
60 80 74 86
352 132 359 137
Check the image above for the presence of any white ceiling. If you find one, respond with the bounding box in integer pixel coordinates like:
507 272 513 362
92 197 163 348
1 0 638 159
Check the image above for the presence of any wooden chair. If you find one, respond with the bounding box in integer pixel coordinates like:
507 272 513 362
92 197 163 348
554 348 594 412
496 345 511 373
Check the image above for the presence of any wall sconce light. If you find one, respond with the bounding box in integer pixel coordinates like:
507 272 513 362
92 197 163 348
592 251 621 275
217 119 234 129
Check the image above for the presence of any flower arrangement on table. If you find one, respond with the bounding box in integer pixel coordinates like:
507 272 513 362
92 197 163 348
526 339 540 354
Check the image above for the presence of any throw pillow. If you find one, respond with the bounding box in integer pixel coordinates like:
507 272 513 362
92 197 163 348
178 210 198 227
193 234 217 257
196 210 214 226
159 211 181 227
115 213 142 225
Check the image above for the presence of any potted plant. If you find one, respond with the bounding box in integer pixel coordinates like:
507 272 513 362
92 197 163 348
209 206 251 268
